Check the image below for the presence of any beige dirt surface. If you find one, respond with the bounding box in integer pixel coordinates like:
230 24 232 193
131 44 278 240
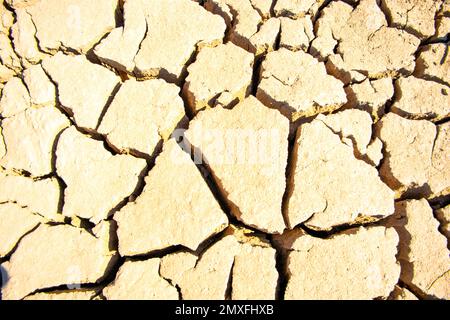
0 0 448 300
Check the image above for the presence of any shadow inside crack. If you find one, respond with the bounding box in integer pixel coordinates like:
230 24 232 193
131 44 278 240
0 264 9 300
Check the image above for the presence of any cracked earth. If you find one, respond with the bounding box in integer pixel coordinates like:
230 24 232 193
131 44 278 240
0 0 449 300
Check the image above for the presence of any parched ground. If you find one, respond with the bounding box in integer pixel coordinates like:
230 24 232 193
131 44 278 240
0 0 449 300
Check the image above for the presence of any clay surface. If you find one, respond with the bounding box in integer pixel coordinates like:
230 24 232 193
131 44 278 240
1 0 448 301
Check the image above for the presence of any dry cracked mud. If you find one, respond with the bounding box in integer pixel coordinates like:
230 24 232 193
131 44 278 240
0 0 449 301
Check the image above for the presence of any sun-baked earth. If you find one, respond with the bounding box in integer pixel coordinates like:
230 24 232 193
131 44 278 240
0 0 449 300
